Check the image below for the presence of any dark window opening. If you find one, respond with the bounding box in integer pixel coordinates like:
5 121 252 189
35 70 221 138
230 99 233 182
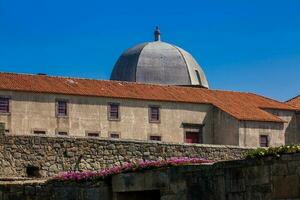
149 106 160 122
0 97 9 113
58 131 68 136
108 103 119 120
33 130 46 135
260 135 268 147
57 100 67 116
87 133 99 137
26 166 41 178
150 135 161 141
110 133 120 139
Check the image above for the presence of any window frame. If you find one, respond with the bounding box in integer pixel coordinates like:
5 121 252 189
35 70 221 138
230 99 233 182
107 103 120 121
86 131 100 138
32 130 47 135
0 96 11 114
184 131 202 144
56 99 68 117
149 135 162 141
149 105 161 123
56 130 69 136
109 132 120 139
259 135 269 147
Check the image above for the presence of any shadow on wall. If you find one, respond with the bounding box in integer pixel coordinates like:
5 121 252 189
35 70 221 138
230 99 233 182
285 113 300 144
116 190 160 200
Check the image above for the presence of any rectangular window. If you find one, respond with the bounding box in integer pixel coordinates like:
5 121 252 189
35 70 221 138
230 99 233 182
260 135 268 147
0 97 9 113
57 100 67 116
149 106 160 123
87 132 99 137
150 135 161 141
110 133 120 139
33 130 46 135
108 103 119 120
57 131 68 136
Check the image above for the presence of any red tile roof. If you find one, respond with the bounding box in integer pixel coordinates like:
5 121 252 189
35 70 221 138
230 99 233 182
286 96 300 110
0 72 296 123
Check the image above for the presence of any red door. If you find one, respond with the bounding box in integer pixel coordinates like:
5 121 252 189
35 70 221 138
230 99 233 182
185 131 200 143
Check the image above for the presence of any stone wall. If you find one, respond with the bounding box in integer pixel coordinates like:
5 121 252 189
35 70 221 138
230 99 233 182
0 180 111 200
0 135 250 177
112 154 300 200
1 154 300 200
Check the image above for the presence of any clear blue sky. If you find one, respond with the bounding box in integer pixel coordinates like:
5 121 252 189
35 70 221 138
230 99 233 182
0 0 299 101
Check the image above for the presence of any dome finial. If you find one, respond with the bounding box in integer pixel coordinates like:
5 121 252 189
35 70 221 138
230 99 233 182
154 26 161 41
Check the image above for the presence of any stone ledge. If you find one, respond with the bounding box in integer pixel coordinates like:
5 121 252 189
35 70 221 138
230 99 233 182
0 134 254 149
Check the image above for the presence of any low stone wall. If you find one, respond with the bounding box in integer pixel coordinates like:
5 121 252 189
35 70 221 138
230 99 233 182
0 180 111 200
112 154 300 200
1 154 300 200
186 154 300 200
0 135 250 177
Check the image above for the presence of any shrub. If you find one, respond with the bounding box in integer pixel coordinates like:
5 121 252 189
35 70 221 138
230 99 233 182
246 145 300 159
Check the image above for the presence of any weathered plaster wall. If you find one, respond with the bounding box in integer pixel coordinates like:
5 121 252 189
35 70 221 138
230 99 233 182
0 90 213 143
296 113 300 143
213 109 239 146
0 90 295 147
2 154 300 200
264 109 299 145
0 135 250 178
239 121 284 147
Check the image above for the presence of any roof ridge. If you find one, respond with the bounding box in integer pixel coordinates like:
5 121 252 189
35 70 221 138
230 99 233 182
0 71 184 88
286 95 300 103
247 92 295 108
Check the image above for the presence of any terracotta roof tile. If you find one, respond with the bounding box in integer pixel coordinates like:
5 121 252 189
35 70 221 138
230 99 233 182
286 96 300 110
0 72 296 123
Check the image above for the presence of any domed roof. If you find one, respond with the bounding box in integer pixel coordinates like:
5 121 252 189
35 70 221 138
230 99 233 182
110 27 209 88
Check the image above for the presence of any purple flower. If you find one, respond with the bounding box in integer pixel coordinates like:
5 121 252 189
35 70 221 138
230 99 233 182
53 157 212 182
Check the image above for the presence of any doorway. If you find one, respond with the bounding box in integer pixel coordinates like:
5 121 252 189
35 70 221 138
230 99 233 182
182 123 203 144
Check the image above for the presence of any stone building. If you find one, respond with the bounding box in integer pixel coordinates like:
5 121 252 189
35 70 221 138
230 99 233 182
0 72 298 147
0 28 299 147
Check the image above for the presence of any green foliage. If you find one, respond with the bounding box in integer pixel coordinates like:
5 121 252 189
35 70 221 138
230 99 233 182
246 145 300 159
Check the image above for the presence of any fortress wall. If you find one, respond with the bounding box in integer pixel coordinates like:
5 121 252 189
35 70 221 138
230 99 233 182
0 134 251 177
1 154 300 200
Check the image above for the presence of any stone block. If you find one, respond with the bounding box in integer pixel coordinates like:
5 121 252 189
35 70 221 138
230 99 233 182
244 166 270 186
271 163 288 176
272 175 300 199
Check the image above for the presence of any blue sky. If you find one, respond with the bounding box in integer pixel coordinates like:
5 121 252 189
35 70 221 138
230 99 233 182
0 0 299 101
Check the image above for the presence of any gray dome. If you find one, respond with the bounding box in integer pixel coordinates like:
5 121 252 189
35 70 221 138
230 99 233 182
110 30 209 88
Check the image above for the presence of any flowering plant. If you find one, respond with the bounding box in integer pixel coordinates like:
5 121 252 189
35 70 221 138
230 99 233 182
53 157 211 182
